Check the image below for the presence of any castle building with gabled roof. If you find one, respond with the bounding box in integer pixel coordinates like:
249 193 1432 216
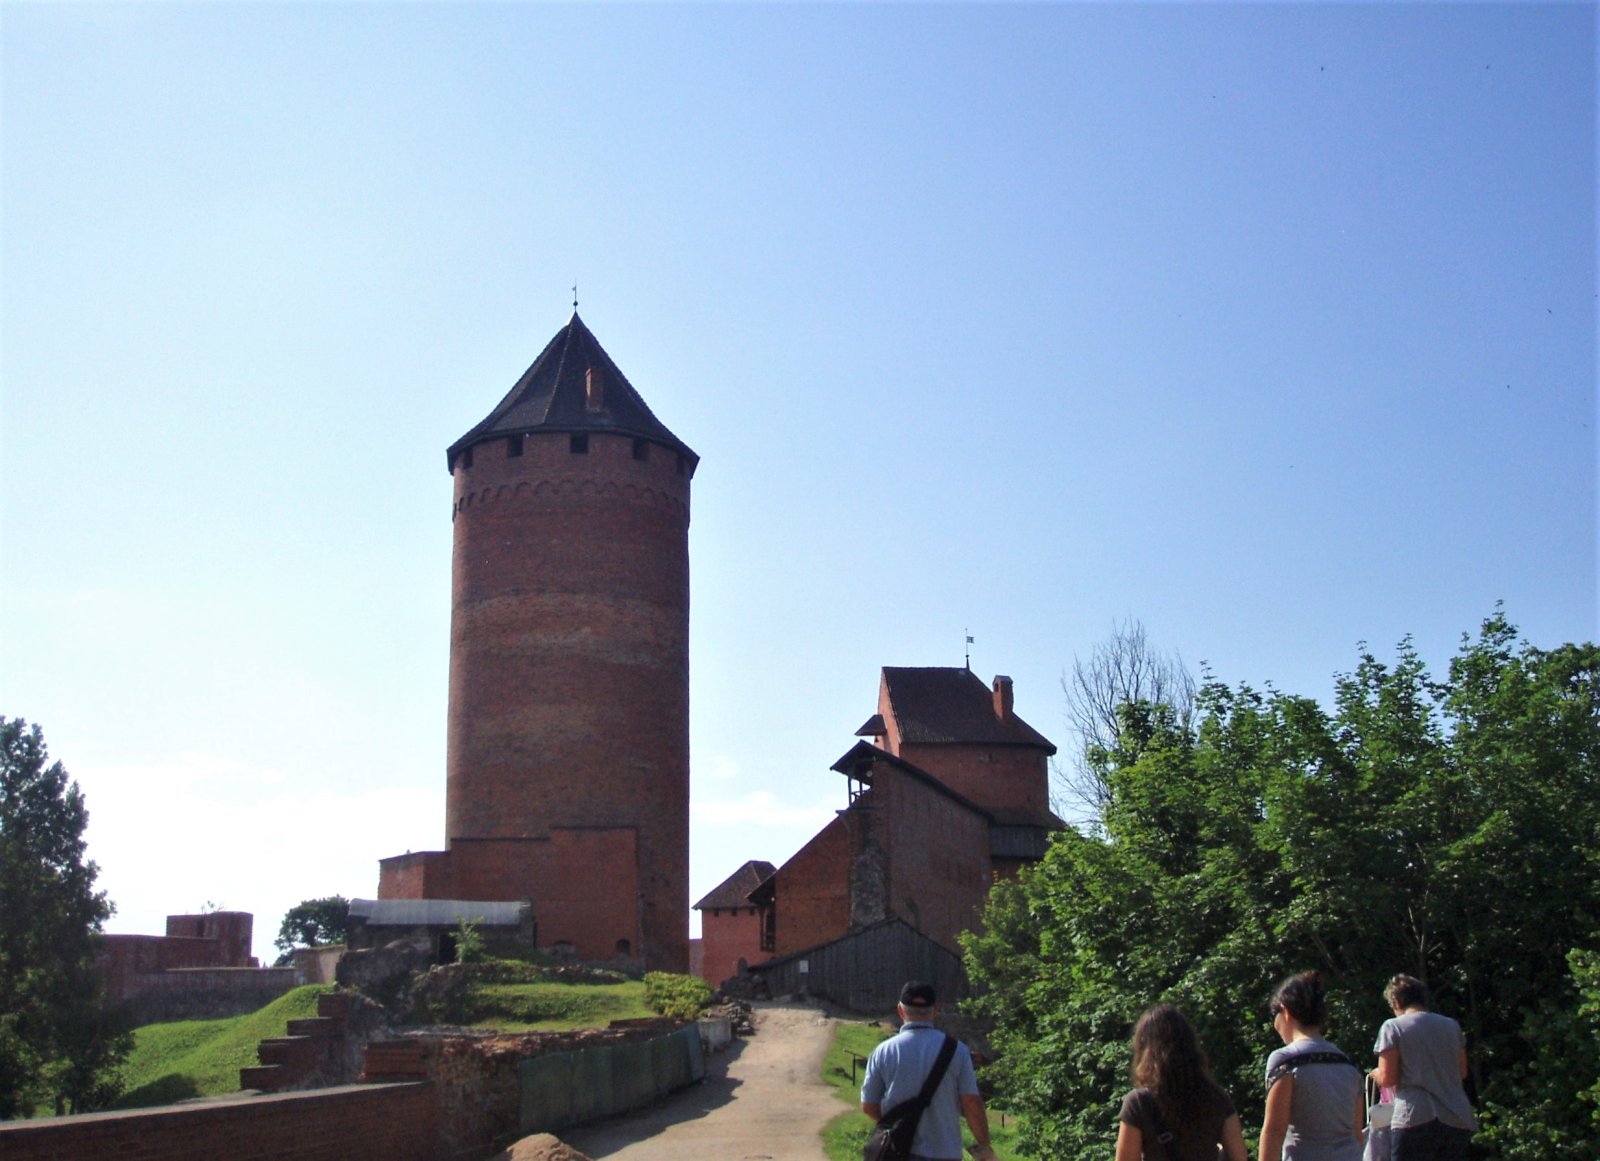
703 666 1059 1002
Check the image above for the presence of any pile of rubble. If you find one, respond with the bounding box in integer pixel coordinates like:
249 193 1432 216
490 1134 592 1161
703 997 755 1036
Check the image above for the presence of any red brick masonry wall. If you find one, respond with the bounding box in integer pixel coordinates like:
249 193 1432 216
698 906 764 987
0 1082 436 1161
445 430 691 972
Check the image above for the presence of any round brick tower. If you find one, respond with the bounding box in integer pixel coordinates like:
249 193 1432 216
443 313 696 972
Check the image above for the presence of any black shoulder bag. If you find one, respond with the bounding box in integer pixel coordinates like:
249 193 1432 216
863 1034 959 1161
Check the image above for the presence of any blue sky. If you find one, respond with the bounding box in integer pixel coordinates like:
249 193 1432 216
2 2 1594 964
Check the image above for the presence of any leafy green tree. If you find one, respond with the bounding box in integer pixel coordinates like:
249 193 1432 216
273 895 350 963
0 718 130 1117
964 614 1600 1160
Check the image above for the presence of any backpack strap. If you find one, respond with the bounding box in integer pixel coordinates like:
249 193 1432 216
1266 1048 1359 1090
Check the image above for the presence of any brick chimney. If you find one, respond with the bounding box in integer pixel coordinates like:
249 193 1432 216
585 366 605 411
992 675 1014 721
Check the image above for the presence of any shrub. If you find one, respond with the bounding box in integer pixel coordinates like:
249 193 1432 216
643 971 713 1020
453 916 487 964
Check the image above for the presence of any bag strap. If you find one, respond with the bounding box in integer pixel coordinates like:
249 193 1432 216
1266 1049 1359 1090
911 1034 958 1110
1145 1092 1176 1147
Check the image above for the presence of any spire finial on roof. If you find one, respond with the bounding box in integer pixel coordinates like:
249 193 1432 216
571 283 578 313
964 630 974 670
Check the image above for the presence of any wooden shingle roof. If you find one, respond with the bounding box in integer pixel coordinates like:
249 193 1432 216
446 312 698 472
882 667 1055 753
693 860 776 911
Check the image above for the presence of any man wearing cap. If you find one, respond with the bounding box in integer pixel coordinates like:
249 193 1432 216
861 981 996 1161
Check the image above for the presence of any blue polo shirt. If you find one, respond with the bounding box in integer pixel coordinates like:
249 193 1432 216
861 1022 979 1161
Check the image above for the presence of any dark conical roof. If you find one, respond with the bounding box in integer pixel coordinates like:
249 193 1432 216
446 313 698 472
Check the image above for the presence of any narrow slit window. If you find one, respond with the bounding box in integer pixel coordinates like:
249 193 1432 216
632 439 648 461
507 436 523 458
570 433 589 455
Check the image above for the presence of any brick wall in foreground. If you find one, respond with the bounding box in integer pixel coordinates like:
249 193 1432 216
0 1081 436 1161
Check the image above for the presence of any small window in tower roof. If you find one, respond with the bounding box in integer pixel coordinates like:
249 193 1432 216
585 366 605 412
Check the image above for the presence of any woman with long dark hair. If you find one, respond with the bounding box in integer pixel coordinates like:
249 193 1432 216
1259 970 1363 1160
1116 1004 1248 1161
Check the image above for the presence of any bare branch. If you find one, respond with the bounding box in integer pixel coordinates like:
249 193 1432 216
1052 618 1195 825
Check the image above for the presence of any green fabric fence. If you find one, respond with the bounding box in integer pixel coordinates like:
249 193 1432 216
518 1025 705 1135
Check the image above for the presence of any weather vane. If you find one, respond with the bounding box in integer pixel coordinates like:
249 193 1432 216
572 284 579 312
965 629 974 669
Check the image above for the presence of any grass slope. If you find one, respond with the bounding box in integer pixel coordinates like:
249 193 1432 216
114 984 333 1108
459 981 653 1031
114 975 658 1109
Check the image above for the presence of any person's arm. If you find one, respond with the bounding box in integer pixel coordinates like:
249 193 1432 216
861 1101 882 1122
1220 1112 1248 1161
1371 1047 1400 1090
961 1092 995 1159
1114 1120 1143 1161
1258 1074 1293 1161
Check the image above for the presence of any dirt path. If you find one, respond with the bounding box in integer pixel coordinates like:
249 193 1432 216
560 1001 844 1161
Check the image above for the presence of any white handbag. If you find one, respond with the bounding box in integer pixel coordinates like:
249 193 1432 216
1363 1077 1394 1161
1367 1077 1394 1128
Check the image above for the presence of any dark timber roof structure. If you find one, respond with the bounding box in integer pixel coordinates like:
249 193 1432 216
446 312 699 472
879 667 1057 753
829 740 994 819
693 860 777 911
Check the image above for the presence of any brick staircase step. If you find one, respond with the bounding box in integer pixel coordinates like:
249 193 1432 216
257 1035 316 1068
239 1065 284 1091
286 1016 338 1038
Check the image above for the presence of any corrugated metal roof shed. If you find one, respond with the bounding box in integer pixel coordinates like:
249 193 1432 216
348 899 528 927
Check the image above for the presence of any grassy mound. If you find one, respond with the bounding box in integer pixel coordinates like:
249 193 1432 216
114 984 333 1108
455 980 654 1030
409 961 654 1030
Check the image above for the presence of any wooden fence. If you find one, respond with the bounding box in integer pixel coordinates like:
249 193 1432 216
749 919 967 1014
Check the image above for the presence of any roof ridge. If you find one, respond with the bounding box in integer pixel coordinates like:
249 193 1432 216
544 312 579 427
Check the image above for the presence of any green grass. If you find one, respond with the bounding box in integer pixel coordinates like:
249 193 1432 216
111 972 658 1111
820 1021 892 1160
113 984 333 1108
457 981 654 1030
817 1021 1027 1161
